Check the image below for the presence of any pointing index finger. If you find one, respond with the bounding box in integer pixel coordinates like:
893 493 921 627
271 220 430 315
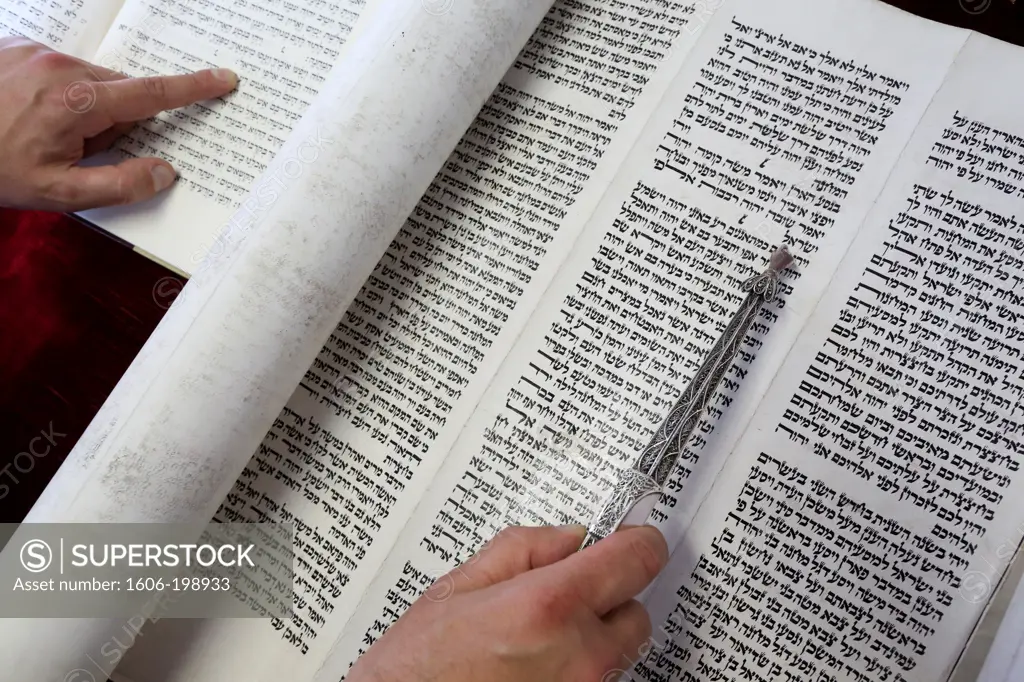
99 68 238 125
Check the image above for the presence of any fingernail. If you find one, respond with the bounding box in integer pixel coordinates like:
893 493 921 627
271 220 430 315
618 523 654 531
152 165 176 192
212 68 238 87
556 524 587 535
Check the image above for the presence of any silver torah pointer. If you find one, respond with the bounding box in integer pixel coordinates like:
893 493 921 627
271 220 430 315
578 245 794 550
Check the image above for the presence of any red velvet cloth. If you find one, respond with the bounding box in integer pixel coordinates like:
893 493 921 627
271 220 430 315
0 209 180 522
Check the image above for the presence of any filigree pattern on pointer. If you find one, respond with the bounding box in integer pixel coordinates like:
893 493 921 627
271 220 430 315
579 246 794 551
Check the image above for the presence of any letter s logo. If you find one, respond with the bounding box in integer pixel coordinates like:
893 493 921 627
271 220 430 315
20 539 52 573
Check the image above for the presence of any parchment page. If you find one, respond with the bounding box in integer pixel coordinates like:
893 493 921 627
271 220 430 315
638 31 1024 682
306 0 968 679
117 0 722 678
79 0 369 273
0 0 552 679
0 0 123 59
978 565 1024 682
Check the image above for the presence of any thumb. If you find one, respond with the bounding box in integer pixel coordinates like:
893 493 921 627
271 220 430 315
48 158 177 210
427 525 586 600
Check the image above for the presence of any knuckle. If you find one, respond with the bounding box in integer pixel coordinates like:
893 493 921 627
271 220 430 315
33 48 76 71
528 584 577 626
4 38 53 70
141 76 168 101
114 174 133 205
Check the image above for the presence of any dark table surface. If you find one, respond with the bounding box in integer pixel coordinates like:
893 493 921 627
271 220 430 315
2 0 1024 523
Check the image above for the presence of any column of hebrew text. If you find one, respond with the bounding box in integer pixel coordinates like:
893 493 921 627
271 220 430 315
309 1 967 680
637 33 1024 682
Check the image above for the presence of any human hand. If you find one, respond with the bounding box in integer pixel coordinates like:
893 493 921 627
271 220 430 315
0 37 238 212
347 525 669 682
